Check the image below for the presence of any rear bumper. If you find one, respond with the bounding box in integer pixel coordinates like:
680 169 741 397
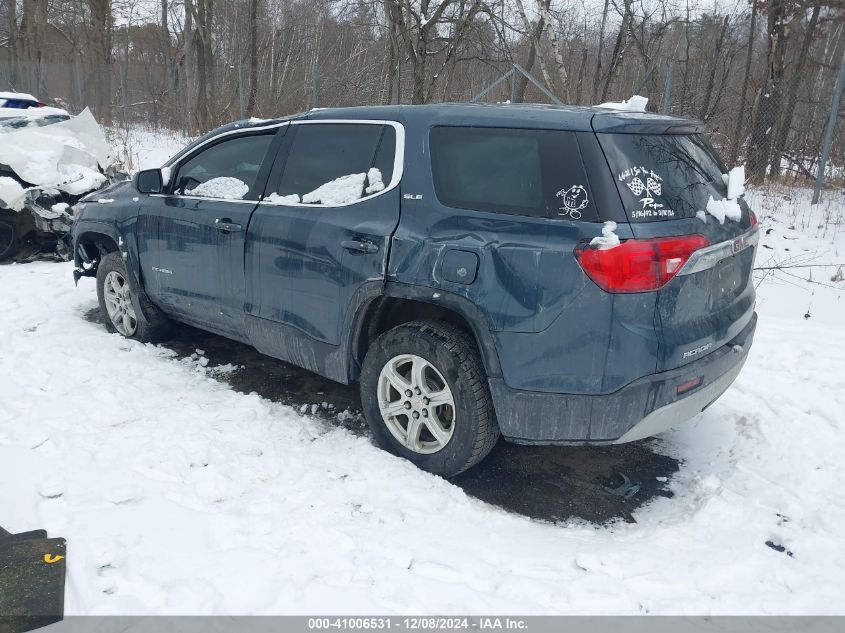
490 312 756 444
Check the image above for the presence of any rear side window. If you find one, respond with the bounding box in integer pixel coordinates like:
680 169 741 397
599 133 729 221
173 133 274 200
270 123 395 205
429 126 597 221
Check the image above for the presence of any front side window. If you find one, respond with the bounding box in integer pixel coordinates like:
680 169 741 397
429 126 597 221
172 133 275 200
267 123 396 206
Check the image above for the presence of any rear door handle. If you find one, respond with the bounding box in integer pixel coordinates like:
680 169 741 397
214 218 242 233
341 239 379 254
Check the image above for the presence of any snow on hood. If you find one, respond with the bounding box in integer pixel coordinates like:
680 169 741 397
0 108 112 194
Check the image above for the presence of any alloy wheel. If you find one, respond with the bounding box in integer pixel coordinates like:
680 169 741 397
377 354 455 454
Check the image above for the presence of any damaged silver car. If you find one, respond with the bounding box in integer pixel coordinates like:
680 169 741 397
0 108 122 261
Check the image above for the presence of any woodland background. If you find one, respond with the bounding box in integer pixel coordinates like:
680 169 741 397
1 0 843 185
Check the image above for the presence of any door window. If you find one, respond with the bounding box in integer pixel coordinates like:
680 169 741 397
172 133 275 200
267 123 395 206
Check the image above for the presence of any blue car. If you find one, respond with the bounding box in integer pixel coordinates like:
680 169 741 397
72 104 758 477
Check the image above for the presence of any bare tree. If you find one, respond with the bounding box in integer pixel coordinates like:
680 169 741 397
246 0 259 116
730 0 759 165
771 0 823 174
747 0 790 183
20 0 48 96
387 0 486 104
513 0 554 99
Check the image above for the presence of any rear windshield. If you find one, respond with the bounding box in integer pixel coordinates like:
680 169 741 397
598 133 729 221
430 126 598 221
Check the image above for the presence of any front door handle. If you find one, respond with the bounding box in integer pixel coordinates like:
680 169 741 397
341 239 379 254
214 218 242 233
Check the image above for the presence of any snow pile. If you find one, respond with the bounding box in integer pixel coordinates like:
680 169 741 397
589 221 621 250
705 196 742 223
365 168 385 195
0 176 27 211
2 218 845 612
0 108 112 193
265 192 301 204
55 165 107 196
303 173 366 205
725 165 746 200
187 177 249 200
705 165 746 224
595 95 649 112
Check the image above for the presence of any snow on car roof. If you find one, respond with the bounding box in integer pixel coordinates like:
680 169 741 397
0 91 39 102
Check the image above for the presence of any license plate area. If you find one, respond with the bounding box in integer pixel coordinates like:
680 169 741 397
711 256 743 305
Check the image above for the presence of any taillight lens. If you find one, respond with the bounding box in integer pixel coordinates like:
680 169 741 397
749 209 758 227
575 234 710 293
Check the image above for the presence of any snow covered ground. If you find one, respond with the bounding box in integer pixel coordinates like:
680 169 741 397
0 128 843 614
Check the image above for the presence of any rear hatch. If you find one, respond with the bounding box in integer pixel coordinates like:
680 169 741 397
596 129 757 372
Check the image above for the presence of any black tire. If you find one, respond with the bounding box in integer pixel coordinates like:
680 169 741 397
0 216 21 262
360 320 499 477
96 251 172 342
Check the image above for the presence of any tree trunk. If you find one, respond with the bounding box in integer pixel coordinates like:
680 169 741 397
747 0 789 183
184 0 196 132
698 14 730 121
600 0 632 103
194 0 213 131
771 1 822 175
21 0 48 96
4 0 19 88
246 0 259 116
535 0 568 100
591 0 610 103
383 0 399 104
88 0 112 124
513 0 554 101
729 0 758 165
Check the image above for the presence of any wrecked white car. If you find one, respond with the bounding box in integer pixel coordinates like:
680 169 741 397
0 108 121 261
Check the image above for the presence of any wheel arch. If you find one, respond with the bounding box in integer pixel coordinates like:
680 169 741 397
349 283 502 382
74 228 120 264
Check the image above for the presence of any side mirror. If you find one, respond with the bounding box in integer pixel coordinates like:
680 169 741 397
135 169 163 194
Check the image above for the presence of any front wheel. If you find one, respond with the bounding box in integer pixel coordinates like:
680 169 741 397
0 216 21 262
96 251 171 342
360 320 499 477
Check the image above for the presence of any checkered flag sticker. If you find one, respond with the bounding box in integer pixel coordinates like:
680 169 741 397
646 177 662 196
627 177 646 196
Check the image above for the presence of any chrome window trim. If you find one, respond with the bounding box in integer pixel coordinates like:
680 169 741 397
677 225 759 276
153 121 289 200
153 119 404 208
162 121 291 170
257 119 405 209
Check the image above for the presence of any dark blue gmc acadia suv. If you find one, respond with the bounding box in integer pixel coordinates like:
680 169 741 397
72 104 758 477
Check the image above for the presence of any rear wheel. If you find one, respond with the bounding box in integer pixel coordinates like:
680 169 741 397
360 320 499 477
0 216 21 262
96 251 172 342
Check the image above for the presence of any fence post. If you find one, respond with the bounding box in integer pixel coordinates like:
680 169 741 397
510 65 517 103
812 52 845 205
311 61 318 109
237 63 245 119
662 63 674 114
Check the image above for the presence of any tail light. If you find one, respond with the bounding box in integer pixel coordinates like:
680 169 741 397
749 209 758 227
575 234 710 293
